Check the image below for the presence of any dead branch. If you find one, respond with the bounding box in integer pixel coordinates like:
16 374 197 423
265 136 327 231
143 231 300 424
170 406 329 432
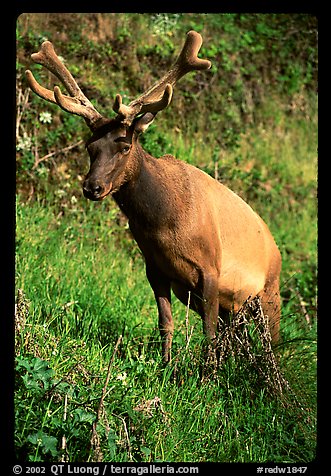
32 139 84 170
16 87 30 140
90 335 123 462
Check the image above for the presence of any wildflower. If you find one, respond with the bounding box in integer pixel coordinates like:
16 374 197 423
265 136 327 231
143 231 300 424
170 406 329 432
116 372 128 386
39 111 52 124
16 133 32 151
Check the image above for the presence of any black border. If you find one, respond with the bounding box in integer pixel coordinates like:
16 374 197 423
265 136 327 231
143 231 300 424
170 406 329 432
5 1 322 472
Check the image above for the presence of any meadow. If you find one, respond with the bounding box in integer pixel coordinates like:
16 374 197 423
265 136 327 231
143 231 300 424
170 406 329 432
15 13 317 463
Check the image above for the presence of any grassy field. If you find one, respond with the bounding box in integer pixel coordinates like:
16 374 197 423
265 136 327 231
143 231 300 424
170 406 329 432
15 13 317 464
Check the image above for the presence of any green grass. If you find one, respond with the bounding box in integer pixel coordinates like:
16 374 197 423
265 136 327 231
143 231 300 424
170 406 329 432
15 103 317 462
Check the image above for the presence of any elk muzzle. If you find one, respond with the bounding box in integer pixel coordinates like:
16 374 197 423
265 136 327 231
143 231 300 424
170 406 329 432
83 177 112 201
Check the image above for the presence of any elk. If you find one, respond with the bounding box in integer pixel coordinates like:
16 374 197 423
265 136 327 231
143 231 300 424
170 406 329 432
26 31 282 363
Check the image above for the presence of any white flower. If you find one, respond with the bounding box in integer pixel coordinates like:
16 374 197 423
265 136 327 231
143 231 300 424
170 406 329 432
55 189 66 198
116 372 128 386
39 111 52 124
16 133 32 151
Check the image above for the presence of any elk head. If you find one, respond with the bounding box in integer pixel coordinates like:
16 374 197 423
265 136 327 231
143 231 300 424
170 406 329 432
25 31 211 201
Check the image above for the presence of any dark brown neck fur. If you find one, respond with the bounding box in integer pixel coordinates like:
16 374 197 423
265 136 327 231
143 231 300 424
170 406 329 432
113 142 188 231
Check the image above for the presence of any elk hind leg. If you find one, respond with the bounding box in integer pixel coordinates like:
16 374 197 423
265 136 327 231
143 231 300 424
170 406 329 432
259 279 281 345
192 272 220 367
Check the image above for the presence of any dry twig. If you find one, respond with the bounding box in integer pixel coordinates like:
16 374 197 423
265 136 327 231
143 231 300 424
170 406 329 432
60 394 69 462
90 335 123 462
16 87 30 140
215 296 292 401
111 413 133 462
32 139 84 169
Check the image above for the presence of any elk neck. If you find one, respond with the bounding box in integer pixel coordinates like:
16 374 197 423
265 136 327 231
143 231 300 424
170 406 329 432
112 142 179 230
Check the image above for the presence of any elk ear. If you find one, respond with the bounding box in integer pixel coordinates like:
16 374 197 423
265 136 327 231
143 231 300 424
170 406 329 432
133 112 155 135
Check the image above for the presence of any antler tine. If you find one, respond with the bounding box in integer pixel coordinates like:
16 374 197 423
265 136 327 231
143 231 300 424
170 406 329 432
25 69 57 103
25 41 104 130
113 30 211 125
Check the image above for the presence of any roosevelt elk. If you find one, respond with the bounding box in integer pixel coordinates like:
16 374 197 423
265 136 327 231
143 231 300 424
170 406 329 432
26 31 282 363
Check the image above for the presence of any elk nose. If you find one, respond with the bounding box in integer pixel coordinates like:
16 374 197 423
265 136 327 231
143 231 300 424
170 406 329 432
83 180 104 199
92 184 102 195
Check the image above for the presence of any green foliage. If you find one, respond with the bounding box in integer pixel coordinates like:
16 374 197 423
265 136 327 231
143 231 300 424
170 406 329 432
27 432 58 459
15 351 101 461
16 356 55 394
17 13 317 176
15 13 317 463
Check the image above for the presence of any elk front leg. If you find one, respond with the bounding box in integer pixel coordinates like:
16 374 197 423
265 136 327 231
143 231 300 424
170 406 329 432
146 264 174 363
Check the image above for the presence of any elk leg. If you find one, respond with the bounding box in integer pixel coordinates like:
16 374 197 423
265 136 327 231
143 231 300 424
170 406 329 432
146 264 174 363
192 272 220 369
193 272 219 342
259 279 281 345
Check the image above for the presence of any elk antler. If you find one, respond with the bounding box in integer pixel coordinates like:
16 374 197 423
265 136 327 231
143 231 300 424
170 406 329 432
25 41 105 130
113 30 212 125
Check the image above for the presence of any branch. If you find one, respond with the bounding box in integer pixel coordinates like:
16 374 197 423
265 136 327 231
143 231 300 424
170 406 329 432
97 335 123 421
90 335 123 462
32 139 84 170
16 87 30 140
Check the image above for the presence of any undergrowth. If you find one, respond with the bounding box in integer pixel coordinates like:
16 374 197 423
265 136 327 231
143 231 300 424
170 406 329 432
14 284 316 462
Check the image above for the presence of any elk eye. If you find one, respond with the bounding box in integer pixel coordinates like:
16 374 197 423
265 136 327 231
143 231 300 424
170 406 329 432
115 138 131 154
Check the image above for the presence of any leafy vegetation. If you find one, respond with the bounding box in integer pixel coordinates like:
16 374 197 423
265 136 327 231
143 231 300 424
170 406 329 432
16 13 317 463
